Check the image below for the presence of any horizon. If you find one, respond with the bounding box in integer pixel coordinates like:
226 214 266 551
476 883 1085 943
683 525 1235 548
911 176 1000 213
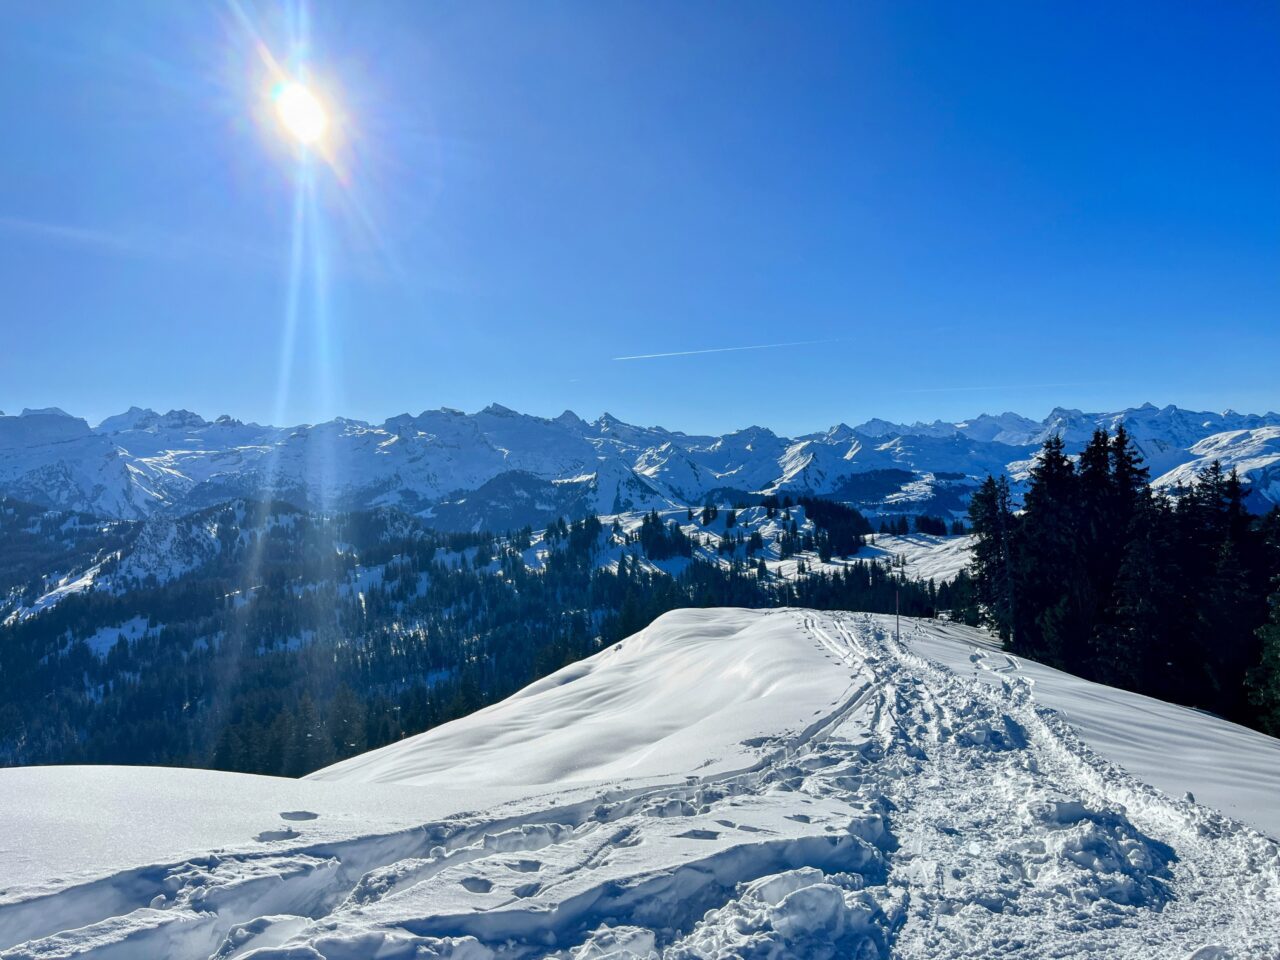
2 2 1278 435
7 396 1280 437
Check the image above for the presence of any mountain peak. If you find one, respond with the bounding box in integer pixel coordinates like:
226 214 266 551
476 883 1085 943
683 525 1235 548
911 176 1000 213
20 406 73 418
821 422 856 442
160 409 208 427
96 407 210 433
851 417 905 438
729 424 776 439
96 406 159 430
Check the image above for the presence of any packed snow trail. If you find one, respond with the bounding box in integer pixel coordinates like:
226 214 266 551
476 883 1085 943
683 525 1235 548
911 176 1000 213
1 610 1278 959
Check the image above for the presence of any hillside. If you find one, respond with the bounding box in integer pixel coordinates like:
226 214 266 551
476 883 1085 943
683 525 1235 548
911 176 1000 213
2 402 1278 525
0 496 969 776
1 610 1276 959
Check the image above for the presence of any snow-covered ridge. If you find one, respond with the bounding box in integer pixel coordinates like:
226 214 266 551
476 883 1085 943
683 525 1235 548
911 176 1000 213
1 402 1278 522
1 609 1277 958
310 608 852 788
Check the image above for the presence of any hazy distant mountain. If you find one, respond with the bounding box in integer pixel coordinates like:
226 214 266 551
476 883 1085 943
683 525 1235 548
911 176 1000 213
0 402 1277 524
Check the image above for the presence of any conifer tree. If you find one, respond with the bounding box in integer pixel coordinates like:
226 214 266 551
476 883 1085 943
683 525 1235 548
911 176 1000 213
1247 583 1280 734
1017 435 1085 667
1110 425 1150 524
1202 540 1260 716
1103 494 1175 691
967 475 1017 642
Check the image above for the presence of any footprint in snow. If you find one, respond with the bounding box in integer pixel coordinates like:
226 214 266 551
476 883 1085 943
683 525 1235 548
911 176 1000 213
279 810 319 821
715 819 765 833
255 828 301 842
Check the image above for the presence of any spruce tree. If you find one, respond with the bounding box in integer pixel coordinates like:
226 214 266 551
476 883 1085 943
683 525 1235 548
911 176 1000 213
1017 435 1084 667
1247 583 1280 735
967 475 1017 643
1105 494 1176 692
1202 540 1259 718
1110 425 1150 524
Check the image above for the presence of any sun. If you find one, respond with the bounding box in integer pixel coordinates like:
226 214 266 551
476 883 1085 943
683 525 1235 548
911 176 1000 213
273 81 328 146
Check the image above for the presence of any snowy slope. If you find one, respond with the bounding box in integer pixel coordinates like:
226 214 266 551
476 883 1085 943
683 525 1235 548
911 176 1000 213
2 609 1278 959
908 622 1280 837
0 411 160 519
310 609 851 788
853 533 974 583
0 767 521 900
1152 426 1280 508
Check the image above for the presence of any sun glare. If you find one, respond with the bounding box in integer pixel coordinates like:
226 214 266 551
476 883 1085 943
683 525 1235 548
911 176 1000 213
274 81 328 146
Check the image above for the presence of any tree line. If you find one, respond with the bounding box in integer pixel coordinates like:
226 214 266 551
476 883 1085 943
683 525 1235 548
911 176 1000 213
964 426 1280 732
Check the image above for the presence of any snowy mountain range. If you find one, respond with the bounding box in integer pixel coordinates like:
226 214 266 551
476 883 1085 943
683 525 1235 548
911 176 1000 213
2 402 1278 526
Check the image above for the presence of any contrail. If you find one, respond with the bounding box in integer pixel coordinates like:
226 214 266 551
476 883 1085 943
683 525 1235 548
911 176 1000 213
613 338 842 361
0 214 279 267
0 216 133 253
898 380 1112 394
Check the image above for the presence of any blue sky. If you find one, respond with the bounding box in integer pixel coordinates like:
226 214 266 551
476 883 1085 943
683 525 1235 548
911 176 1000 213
1 2 1277 435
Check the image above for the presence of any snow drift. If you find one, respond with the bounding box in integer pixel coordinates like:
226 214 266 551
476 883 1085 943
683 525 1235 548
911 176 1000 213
310 609 851 788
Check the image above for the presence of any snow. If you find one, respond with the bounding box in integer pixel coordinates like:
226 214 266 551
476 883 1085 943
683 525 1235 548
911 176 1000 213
596 507 973 587
310 608 851 788
0 767 519 900
1 609 1278 959
80 616 153 657
908 622 1280 839
0 411 155 519
1153 426 1280 504
854 533 974 583
6 403 1280 521
2 563 102 626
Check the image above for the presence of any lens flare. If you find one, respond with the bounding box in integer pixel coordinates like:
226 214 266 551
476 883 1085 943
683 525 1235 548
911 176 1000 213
274 81 328 145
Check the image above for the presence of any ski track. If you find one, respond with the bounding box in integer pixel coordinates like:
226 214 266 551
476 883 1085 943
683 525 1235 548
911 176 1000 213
2 612 1278 959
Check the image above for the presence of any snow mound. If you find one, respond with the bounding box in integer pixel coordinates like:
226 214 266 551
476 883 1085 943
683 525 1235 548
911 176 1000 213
310 608 853 788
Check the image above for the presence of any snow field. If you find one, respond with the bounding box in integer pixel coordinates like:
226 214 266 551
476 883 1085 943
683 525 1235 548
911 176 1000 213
853 533 974 584
0 609 1277 958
